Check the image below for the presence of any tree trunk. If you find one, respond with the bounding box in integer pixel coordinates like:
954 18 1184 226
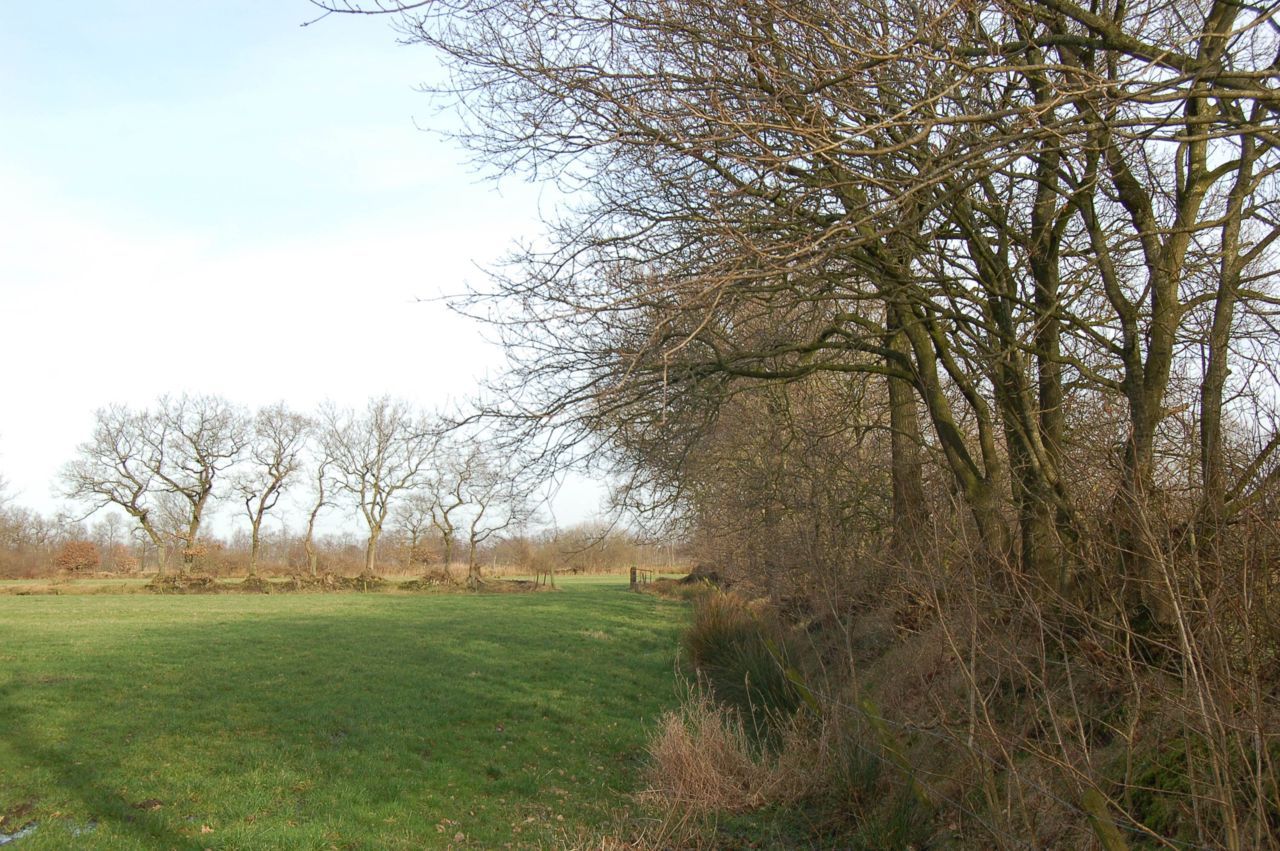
988 312 1067 590
364 528 380 574
897 298 1012 559
886 304 929 560
136 515 169 576
183 516 202 572
1199 128 1254 549
305 501 323 577
182 490 211 572
1029 117 1073 592
248 523 261 576
1099 99 1208 624
1002 403 1062 591
466 541 481 589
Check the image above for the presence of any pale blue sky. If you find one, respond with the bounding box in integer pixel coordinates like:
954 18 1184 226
0 3 580 529
2 3 453 238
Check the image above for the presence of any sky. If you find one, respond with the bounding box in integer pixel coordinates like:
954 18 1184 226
0 3 595 532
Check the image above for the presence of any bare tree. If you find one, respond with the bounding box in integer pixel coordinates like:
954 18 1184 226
0 506 58 551
153 490 195 562
393 491 437 568
302 454 332 578
320 397 437 574
91 511 126 571
323 0 1280 601
423 438 473 568
61 404 171 572
235 404 312 575
146 395 250 569
460 446 532 589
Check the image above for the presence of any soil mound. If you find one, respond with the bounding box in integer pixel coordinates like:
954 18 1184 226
145 571 393 594
679 563 725 587
279 571 385 592
280 572 334 592
146 574 220 594
344 571 387 591
399 569 457 591
237 576 274 594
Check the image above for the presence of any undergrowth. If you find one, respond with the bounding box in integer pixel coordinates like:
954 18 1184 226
640 532 1280 850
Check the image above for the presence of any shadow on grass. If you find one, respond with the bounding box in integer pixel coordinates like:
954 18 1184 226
0 682 204 850
0 588 686 848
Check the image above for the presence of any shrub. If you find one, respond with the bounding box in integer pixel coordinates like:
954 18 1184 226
54 540 100 573
111 548 139 573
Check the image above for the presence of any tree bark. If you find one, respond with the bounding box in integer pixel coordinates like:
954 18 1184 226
466 542 482 590
248 523 261 576
1199 125 1256 548
364 528 380 574
885 303 929 559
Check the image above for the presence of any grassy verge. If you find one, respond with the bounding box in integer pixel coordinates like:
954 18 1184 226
0 578 153 595
0 576 685 849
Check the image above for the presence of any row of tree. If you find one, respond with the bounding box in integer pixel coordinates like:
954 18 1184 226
337 0 1280 617
0 493 665 580
58 394 529 585
312 0 1280 841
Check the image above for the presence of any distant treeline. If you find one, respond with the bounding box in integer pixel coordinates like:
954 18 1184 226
0 393 681 581
0 504 679 580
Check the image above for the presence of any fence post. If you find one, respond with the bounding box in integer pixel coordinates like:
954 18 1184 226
629 565 637 590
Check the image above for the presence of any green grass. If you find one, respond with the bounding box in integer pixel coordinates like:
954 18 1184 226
0 576 686 849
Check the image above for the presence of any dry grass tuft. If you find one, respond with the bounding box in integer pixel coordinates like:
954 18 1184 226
643 688 819 815
644 692 767 813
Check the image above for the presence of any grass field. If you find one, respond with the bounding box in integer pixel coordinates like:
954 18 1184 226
0 576 687 849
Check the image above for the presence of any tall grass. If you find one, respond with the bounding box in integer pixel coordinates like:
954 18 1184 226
681 593 803 736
